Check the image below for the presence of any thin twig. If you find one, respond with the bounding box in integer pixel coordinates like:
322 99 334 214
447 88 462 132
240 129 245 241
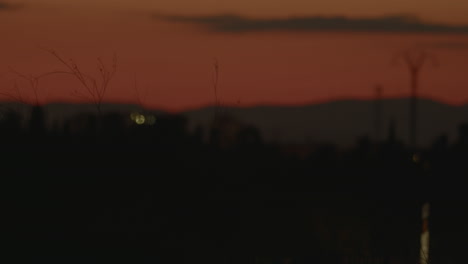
42 48 118 116
8 68 47 106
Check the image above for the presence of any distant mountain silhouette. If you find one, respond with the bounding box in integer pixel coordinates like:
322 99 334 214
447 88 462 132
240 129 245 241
1 98 467 147
184 98 468 147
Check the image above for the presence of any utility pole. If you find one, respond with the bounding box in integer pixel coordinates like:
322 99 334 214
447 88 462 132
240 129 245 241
394 49 437 148
374 85 383 142
212 58 220 122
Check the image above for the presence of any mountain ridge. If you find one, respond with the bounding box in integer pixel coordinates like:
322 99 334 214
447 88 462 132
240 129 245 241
1 98 467 147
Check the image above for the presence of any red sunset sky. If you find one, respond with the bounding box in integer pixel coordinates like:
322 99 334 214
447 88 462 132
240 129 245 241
1 0 468 111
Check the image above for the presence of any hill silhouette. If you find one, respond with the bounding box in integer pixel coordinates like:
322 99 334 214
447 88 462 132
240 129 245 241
185 97 468 147
1 97 465 147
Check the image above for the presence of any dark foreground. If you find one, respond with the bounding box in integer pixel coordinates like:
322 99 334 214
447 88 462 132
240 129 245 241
1 107 468 263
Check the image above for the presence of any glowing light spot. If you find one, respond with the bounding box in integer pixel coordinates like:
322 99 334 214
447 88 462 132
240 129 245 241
412 154 420 163
130 112 139 121
147 115 156 125
135 115 145 125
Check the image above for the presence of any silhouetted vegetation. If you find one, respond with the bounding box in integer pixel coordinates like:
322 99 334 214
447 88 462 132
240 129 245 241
1 105 467 263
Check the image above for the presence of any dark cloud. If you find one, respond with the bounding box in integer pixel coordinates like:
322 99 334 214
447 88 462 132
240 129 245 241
0 1 21 11
153 13 468 34
0 2 10 9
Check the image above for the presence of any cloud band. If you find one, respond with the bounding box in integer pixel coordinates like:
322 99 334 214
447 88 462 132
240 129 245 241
153 13 468 34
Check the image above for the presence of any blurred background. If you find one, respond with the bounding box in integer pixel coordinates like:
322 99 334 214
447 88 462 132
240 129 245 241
1 0 468 263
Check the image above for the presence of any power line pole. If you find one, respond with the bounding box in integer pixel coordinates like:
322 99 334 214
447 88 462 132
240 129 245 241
374 85 383 142
212 57 220 122
394 49 437 148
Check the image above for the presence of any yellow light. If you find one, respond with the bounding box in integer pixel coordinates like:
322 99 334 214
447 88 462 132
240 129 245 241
130 112 139 121
135 115 145 125
412 154 420 163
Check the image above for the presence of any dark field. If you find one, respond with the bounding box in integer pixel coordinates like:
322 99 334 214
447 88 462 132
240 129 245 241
1 105 467 263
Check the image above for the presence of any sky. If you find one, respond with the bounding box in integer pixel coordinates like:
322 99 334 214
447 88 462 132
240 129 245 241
1 0 468 111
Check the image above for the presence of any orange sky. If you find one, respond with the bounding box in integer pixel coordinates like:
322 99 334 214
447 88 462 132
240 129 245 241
41 0 468 24
1 0 468 111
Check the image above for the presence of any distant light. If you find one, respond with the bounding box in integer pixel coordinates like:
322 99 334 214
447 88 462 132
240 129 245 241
412 154 420 163
135 115 145 125
130 112 139 121
146 115 156 125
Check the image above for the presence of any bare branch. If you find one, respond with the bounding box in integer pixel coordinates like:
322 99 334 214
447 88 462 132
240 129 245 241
0 80 27 104
8 68 43 106
43 48 118 115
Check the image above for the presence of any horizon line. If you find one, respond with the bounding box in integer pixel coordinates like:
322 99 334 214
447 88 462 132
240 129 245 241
0 95 466 113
